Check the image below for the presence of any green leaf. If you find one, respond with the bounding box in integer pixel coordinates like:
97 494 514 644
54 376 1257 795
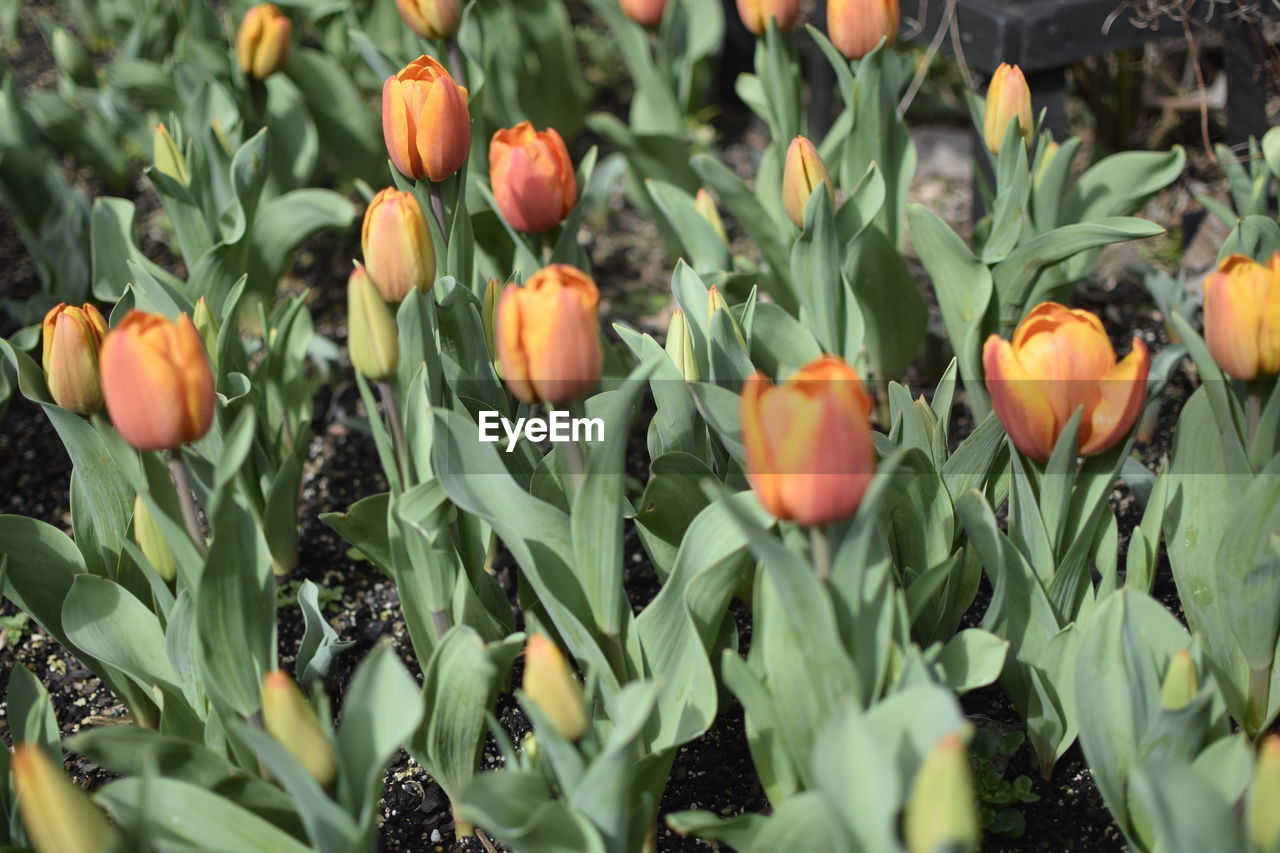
6 664 59 758
459 770 606 853
62 575 181 695
0 516 85 649
934 628 1009 694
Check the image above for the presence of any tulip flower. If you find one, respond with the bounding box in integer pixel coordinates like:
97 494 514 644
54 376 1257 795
262 670 337 786
694 188 728 242
236 3 291 80
152 122 188 186
41 302 107 415
12 744 118 853
395 0 461 39
983 302 1149 462
665 309 698 381
100 311 216 451
1249 735 1280 851
982 63 1033 154
736 0 801 34
522 634 588 741
347 266 399 382
489 122 577 234
781 136 833 228
497 264 602 405
905 734 979 853
382 55 471 182
1202 253 1280 381
828 0 898 60
741 355 876 526
620 0 666 26
362 188 435 302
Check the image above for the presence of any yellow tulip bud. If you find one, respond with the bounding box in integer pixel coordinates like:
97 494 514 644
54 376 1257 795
192 297 219 369
982 63 1033 154
522 634 588 741
41 302 107 416
693 188 728 243
133 495 176 584
665 309 698 381
905 733 979 853
706 285 748 353
1159 649 1198 711
1250 735 1280 851
261 670 337 786
236 3 292 80
483 278 501 369
347 266 399 382
781 136 833 229
152 122 189 186
11 744 117 853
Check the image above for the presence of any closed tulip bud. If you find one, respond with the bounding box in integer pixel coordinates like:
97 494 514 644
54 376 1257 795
620 0 666 26
12 744 117 853
192 297 219 365
782 136 833 229
133 495 176 583
1250 736 1280 851
665 309 698 381
347 266 399 382
742 356 876 526
707 285 748 352
497 264 602 405
261 670 337 786
489 123 577 234
983 303 1149 462
522 634 588 741
736 0 802 34
694 189 728 242
905 733 980 853
983 63 1033 154
382 55 471 182
1032 140 1060 190
236 4 291 80
51 27 94 86
828 0 898 60
1160 649 1198 711
483 278 501 368
42 302 107 416
395 0 461 39
152 122 189 186
100 311 216 451
362 188 435 302
1203 253 1280 381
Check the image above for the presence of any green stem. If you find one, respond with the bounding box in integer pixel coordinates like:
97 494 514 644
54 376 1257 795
602 631 628 684
1246 665 1271 737
540 230 555 265
429 181 448 242
168 453 206 556
376 380 410 487
811 524 832 583
1246 383 1263 451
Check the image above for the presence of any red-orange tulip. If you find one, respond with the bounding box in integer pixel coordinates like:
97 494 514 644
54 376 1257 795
982 63 1033 153
828 0 898 60
742 356 876 526
489 122 577 234
621 0 666 27
1203 253 1280 381
362 187 435 301
983 302 1149 461
382 55 471 182
100 311 216 451
497 264 602 405
736 0 802 34
236 3 291 79
395 0 461 39
41 302 107 415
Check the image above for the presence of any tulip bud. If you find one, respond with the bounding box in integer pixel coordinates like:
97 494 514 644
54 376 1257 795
1159 649 1198 711
1202 253 1280 381
41 302 107 416
522 634 588 741
133 495 177 583
347 266 399 382
1032 140 1060 190
361 188 435 302
11 744 118 853
694 189 728 242
736 0 802 34
100 311 216 451
781 136 833 229
236 3 292 80
828 0 898 60
489 122 578 234
742 356 876 526
51 27 94 86
152 122 189 187
382 55 471 182
1250 736 1280 851
395 0 461 39
192 297 219 367
483 278 501 368
620 0 666 26
261 670 337 786
982 63 1033 154
665 309 698 381
497 264 603 405
706 285 748 352
905 733 979 853
983 302 1149 462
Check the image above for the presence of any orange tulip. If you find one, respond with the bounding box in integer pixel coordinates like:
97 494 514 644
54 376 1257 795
1203 253 1280 381
236 3 291 79
41 302 107 415
489 122 577 234
100 311 216 451
736 0 802 34
522 634 588 741
828 0 898 60
982 63 1033 153
395 0 461 39
261 670 337 786
362 188 435 301
781 136 833 228
620 0 666 27
382 55 471 182
983 302 1149 461
742 356 876 526
12 744 117 853
497 264 602 405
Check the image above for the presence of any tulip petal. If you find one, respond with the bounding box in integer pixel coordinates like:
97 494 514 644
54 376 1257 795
1081 337 1148 456
984 334 1058 461
497 286 535 403
420 78 470 182
741 374 786 519
777 392 874 525
526 285 602 403
1204 258 1264 380
382 77 420 180
101 325 189 451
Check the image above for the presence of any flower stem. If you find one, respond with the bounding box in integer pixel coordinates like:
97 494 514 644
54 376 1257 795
447 41 466 87
168 453 206 555
541 230 555 265
429 181 448 242
1246 664 1271 738
811 524 831 583
1246 383 1263 450
377 380 410 487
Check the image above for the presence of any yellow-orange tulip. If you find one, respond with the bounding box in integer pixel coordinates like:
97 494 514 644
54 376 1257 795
828 0 898 60
362 188 435 302
236 3 291 80
1249 735 1280 851
742 356 876 526
736 0 802 34
982 63 1033 153
382 55 471 182
100 311 216 451
42 302 107 415
782 136 833 228
395 0 461 39
1203 253 1280 381
621 0 666 27
983 302 1149 462
693 188 728 242
497 264 602 405
261 670 337 786
12 744 117 853
522 634 588 741
489 122 577 234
